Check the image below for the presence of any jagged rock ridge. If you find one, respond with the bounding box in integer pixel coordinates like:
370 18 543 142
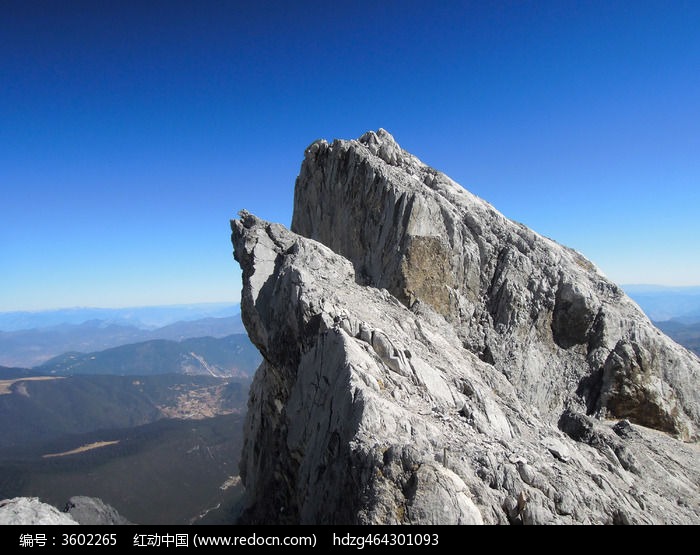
0 496 130 525
231 130 700 524
292 129 699 439
0 498 78 525
64 496 132 525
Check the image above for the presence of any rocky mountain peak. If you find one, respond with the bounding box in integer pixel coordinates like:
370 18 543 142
357 128 406 166
232 130 700 524
292 130 698 439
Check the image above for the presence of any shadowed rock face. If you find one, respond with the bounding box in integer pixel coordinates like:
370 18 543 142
232 130 700 525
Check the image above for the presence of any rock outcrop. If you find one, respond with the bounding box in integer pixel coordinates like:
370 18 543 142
231 130 700 524
0 498 78 525
64 496 132 525
0 496 131 525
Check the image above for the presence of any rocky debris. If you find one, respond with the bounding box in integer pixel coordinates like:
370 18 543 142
0 497 78 525
64 496 132 525
231 130 700 524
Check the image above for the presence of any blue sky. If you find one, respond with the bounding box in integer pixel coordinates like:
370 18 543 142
2 1 699 311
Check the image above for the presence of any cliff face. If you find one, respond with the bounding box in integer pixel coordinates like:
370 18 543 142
231 130 700 524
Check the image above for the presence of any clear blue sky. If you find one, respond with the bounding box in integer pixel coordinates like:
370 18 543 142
2 1 699 311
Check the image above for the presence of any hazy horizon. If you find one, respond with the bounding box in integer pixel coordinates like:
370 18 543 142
3 2 699 312
0 301 242 334
0 300 240 314
2 285 700 317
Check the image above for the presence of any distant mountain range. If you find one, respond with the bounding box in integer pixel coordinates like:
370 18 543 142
0 315 246 368
619 286 700 357
623 285 700 323
0 372 249 450
654 321 700 357
0 303 241 332
38 334 260 378
0 303 258 524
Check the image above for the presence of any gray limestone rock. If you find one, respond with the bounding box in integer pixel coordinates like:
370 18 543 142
0 496 130 525
0 497 78 525
292 129 699 440
64 496 132 525
231 130 700 525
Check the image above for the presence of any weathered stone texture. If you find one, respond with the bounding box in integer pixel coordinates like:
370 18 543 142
232 130 700 524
